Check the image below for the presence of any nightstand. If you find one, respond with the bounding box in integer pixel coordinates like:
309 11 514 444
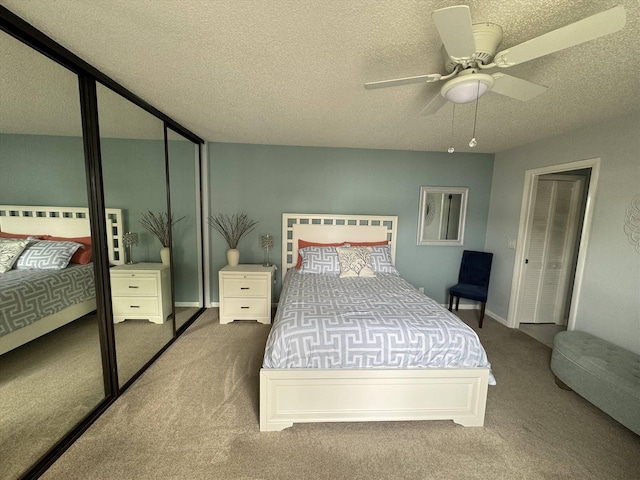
110 263 172 324
219 264 276 324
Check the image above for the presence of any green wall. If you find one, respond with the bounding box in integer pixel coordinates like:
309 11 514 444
0 133 199 303
208 142 494 303
0 134 87 206
485 112 640 354
167 140 200 305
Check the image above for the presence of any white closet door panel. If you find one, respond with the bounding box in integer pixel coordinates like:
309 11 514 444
518 177 583 325
539 182 575 323
518 182 554 323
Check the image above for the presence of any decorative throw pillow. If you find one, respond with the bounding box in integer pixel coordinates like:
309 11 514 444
369 245 399 274
0 239 29 273
44 235 92 264
299 245 342 274
296 240 346 268
14 240 82 270
336 246 376 278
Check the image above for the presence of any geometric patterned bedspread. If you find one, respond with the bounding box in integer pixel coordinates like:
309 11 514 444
0 264 95 338
263 270 495 384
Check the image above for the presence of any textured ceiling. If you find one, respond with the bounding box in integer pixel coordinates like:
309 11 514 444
1 0 639 152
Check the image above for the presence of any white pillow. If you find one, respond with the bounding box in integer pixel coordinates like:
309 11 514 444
0 239 29 273
336 246 376 278
14 240 82 270
299 246 342 274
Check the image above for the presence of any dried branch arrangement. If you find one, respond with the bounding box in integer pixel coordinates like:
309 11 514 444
138 211 185 247
208 212 258 249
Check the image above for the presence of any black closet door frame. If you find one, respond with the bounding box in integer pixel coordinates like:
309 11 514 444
0 6 204 479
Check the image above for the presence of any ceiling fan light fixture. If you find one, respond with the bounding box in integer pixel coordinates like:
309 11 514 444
441 73 494 104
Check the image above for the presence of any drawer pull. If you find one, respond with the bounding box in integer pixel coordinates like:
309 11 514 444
241 306 250 309
240 287 250 290
128 286 139 289
130 305 140 308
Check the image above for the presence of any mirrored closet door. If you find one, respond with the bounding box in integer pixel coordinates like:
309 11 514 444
97 84 175 388
167 128 203 330
0 30 106 480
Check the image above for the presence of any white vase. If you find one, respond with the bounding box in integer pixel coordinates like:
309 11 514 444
160 247 170 265
227 248 240 266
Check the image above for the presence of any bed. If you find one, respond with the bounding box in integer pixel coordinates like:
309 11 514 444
0 205 124 354
259 213 492 431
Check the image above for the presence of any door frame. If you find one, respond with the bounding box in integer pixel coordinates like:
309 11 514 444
507 158 600 329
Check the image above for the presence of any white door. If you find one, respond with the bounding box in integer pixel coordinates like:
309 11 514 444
516 175 585 325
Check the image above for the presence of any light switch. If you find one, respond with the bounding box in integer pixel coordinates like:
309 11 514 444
507 239 517 249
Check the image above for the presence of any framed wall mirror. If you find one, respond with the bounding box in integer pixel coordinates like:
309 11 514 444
417 186 468 246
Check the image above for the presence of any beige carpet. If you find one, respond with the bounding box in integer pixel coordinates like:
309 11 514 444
1 312 180 480
40 310 640 480
0 315 105 480
519 323 567 348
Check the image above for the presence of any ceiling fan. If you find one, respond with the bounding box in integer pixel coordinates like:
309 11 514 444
365 5 626 116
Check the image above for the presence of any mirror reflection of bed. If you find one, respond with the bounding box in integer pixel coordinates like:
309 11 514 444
0 32 109 480
0 206 110 479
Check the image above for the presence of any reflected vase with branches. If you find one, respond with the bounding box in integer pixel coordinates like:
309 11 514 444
138 210 185 264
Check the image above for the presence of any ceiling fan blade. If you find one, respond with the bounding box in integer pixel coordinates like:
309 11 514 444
364 74 442 90
432 5 476 60
493 5 626 67
490 73 548 101
419 92 448 116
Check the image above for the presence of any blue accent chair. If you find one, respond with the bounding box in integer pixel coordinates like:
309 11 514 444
448 250 493 328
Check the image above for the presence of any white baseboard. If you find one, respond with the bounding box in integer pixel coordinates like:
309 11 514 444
441 304 511 328
176 302 201 308
441 304 476 310
485 309 509 327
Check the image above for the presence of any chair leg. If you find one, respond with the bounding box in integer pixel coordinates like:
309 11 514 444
479 302 486 328
448 294 453 312
455 297 460 312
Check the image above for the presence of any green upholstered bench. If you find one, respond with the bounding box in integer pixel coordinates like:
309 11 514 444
551 331 640 436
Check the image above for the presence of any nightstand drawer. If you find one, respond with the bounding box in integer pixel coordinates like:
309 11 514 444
111 276 158 296
112 297 159 316
222 298 268 316
223 277 267 297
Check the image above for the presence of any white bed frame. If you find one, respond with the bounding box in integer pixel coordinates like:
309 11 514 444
0 205 124 354
259 213 489 431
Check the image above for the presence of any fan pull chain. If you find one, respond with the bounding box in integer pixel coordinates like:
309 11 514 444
469 80 480 148
448 103 456 154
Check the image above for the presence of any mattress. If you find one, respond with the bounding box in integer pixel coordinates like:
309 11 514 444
263 269 495 384
0 264 95 337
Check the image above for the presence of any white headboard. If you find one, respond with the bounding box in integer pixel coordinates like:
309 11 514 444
0 205 125 265
282 213 398 275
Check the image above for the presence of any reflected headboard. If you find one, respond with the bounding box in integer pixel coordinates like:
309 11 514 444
282 213 398 277
0 205 124 265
